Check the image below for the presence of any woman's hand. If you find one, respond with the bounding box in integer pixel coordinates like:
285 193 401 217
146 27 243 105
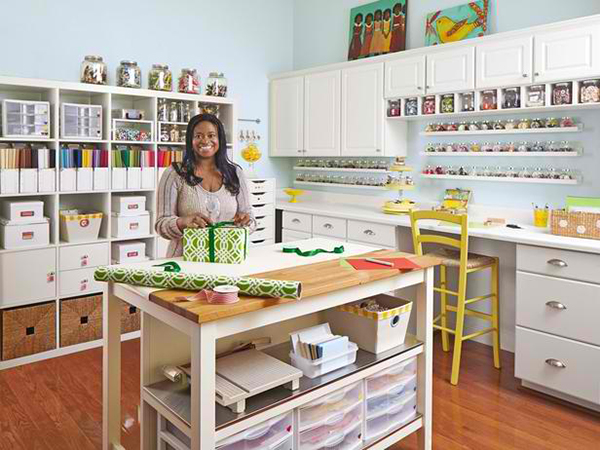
233 212 252 227
177 214 213 231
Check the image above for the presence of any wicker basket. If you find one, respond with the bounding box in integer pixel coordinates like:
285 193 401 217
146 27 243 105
60 294 103 347
121 301 140 333
1 302 56 361
551 210 600 240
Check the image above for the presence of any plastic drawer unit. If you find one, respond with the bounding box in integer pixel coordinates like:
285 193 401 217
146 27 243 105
299 402 363 450
216 412 293 450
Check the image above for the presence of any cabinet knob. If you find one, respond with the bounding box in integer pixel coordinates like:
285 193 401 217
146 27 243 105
426 85 430 89
545 358 567 369
535 72 540 77
292 218 301 224
376 149 381 153
364 229 375 236
417 86 422 90
522 74 528 78
545 301 567 310
324 223 333 229
547 258 568 268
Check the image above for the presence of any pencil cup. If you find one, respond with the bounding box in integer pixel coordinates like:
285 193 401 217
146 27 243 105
533 208 549 228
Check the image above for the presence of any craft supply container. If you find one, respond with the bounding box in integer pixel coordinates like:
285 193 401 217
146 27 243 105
480 90 497 110
2 99 50 138
404 98 418 116
422 96 435 115
459 92 475 112
148 64 172 91
552 82 573 105
502 87 520 109
290 342 358 379
206 72 228 97
440 94 454 113
80 55 107 85
579 79 600 103
111 241 147 264
526 85 546 107
59 210 103 243
116 60 141 89
178 68 200 94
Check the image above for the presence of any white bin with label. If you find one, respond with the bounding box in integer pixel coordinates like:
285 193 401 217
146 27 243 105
60 210 103 243
111 211 150 238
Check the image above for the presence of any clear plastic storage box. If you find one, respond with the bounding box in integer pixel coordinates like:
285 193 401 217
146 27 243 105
290 342 358 379
216 412 293 450
1 100 50 137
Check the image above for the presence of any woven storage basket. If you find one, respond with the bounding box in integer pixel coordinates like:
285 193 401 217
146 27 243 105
121 301 140 333
1 302 56 360
60 294 103 347
551 210 600 240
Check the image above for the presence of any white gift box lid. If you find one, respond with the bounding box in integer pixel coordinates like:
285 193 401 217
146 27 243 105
1 200 44 223
111 195 147 215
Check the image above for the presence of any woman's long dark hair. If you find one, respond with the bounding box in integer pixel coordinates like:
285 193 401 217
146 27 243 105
173 113 241 195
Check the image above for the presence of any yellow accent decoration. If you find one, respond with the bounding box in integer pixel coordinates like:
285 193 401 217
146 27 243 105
283 188 305 203
338 301 412 321
60 213 103 221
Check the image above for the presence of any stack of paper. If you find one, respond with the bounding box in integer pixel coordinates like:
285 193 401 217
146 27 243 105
290 323 348 361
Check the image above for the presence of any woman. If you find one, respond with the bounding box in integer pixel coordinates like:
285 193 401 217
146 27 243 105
155 113 255 258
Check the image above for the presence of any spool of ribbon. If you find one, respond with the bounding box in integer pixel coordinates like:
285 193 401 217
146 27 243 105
283 245 345 257
178 285 240 304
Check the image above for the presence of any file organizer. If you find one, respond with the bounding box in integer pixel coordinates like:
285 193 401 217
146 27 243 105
60 144 108 191
0 143 56 193
112 145 155 190
1 99 50 137
60 103 102 139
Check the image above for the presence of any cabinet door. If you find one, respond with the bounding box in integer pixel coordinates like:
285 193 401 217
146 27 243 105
269 77 304 157
341 63 383 157
534 24 600 82
304 70 341 157
426 47 475 94
384 55 426 98
476 36 533 88
0 248 56 307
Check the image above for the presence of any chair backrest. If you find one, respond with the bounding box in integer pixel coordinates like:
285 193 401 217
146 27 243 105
410 210 469 265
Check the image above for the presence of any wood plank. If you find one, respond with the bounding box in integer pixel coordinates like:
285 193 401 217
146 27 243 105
149 250 441 324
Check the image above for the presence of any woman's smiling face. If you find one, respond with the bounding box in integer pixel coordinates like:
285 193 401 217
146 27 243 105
192 121 219 159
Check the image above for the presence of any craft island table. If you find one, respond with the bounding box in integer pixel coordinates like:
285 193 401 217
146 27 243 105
101 238 439 450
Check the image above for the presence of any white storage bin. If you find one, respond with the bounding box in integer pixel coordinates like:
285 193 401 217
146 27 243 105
77 168 93 191
19 168 38 193
111 211 150 238
60 168 77 192
216 412 293 450
141 167 155 189
290 342 358 379
112 167 126 190
366 374 417 420
327 294 412 354
365 391 417 442
0 169 19 194
0 218 50 249
60 243 109 271
112 195 146 216
366 357 417 400
111 240 146 264
60 103 103 140
299 403 362 450
60 210 103 243
1 200 44 223
93 167 109 191
127 167 141 189
38 169 56 193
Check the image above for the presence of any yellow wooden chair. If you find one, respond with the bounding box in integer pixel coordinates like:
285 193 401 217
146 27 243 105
410 210 501 385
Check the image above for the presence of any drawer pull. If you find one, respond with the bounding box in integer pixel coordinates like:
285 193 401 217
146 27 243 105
545 358 567 369
292 218 301 224
324 223 333 229
547 259 568 268
545 301 567 310
364 229 375 236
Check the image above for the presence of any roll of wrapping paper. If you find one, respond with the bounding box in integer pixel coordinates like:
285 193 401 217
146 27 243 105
93 266 302 299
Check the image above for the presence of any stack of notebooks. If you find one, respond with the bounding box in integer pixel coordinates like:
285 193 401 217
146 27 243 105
112 145 155 168
0 143 55 169
292 328 349 361
60 144 108 169
157 146 183 167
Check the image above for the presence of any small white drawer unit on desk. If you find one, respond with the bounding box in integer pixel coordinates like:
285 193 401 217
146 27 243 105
248 178 276 247
515 244 600 412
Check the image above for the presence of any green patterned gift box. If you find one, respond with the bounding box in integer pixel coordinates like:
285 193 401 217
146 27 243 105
94 266 302 299
183 222 249 264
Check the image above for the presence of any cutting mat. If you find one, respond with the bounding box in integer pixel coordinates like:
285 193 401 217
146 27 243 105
148 250 440 324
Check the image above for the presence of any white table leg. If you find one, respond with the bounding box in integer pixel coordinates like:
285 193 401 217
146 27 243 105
416 267 434 450
191 322 217 449
103 283 122 450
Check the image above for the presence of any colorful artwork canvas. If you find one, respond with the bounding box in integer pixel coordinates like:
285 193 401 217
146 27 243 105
425 1 490 46
348 0 407 61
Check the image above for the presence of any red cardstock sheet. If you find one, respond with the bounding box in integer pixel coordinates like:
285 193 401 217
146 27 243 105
345 257 422 271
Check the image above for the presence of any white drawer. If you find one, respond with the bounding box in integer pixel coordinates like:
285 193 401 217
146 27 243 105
517 272 600 346
217 412 292 450
255 216 274 230
60 243 109 271
249 191 274 206
515 327 600 404
247 178 275 194
282 229 312 243
312 215 347 239
250 228 273 242
249 238 274 248
251 204 274 217
347 220 396 248
60 267 105 297
517 244 600 284
282 211 312 233
0 248 56 306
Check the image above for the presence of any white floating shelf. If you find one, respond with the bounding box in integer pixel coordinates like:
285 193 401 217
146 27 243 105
421 174 579 185
158 121 188 126
420 152 580 157
293 166 396 173
419 126 582 136
295 181 389 191
60 138 108 143
0 191 58 197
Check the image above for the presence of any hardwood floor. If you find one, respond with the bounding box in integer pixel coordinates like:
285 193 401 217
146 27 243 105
0 337 598 450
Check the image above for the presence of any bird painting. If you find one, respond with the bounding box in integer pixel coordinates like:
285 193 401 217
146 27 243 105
426 1 489 46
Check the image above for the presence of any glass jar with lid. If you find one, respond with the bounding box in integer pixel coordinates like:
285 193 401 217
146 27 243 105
519 167 530 178
149 64 173 91
441 94 455 114
80 55 107 85
560 141 573 152
178 68 200 94
548 141 561 152
517 118 530 129
526 85 546 107
517 141 530 152
502 87 520 109
206 72 228 97
552 82 573 105
480 90 497 110
405 98 418 116
460 92 475 112
422 96 436 115
580 79 600 104
116 60 141 88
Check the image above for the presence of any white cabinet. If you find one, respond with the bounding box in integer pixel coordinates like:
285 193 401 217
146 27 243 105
534 24 600 82
476 36 533 88
304 71 341 157
269 77 304 157
384 56 426 98
426 47 475 94
282 229 312 243
0 248 56 307
341 63 383 156
248 178 276 247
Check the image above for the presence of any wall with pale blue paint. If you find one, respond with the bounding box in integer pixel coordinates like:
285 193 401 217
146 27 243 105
0 0 295 182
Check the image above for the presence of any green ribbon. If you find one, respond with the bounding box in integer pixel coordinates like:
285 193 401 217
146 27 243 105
152 261 182 273
208 221 248 263
283 245 345 257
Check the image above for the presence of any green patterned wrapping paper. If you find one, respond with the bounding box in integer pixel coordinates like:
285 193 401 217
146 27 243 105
183 223 249 264
94 266 302 299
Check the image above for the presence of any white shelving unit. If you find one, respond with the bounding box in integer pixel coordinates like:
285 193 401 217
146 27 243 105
419 125 582 136
293 166 399 173
421 174 580 184
420 152 580 157
0 75 238 369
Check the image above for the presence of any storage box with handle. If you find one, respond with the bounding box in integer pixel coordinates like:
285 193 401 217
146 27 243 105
60 210 103 243
551 209 600 240
60 294 103 347
326 294 412 354
1 301 56 360
121 301 140 333
183 222 249 264
0 217 50 249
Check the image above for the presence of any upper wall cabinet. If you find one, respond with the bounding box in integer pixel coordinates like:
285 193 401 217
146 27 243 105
304 70 341 157
269 76 304 157
476 36 533 88
534 24 600 83
384 55 426 98
341 63 384 157
426 47 475 94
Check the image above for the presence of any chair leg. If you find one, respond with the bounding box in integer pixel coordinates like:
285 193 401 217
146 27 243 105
440 265 450 352
491 259 501 370
450 275 468 386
